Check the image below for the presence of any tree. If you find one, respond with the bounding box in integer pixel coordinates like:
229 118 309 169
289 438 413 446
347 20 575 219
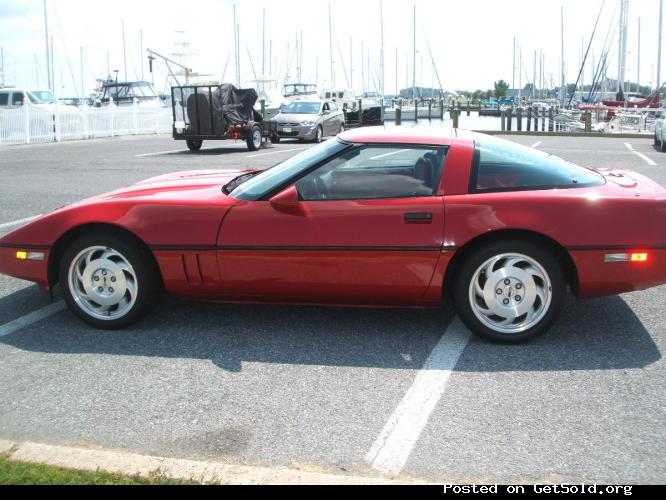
494 80 509 98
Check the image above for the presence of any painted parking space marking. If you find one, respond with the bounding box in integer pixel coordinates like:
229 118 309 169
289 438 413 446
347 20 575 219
531 141 542 149
624 143 657 166
365 317 471 475
0 215 42 231
135 149 189 158
246 147 309 158
0 301 66 339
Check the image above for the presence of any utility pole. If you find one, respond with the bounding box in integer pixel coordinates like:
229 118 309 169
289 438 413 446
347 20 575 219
658 0 663 89
43 0 51 91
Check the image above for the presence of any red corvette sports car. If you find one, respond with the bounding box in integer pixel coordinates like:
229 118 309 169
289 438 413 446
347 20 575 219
1 128 665 342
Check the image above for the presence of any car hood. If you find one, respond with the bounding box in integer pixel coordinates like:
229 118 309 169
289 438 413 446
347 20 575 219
273 113 320 122
78 169 256 204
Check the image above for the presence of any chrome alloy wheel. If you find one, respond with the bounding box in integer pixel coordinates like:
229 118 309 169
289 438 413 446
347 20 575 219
468 253 552 334
68 246 138 321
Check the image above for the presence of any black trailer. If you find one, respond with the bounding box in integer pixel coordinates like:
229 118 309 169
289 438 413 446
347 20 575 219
171 84 276 152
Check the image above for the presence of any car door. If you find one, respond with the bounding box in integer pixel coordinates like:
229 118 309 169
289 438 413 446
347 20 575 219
217 145 447 305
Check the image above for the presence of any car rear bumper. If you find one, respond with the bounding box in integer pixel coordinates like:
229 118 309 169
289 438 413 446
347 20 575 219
571 248 666 298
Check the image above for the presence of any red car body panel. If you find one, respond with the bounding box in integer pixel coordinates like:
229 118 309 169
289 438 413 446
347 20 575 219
1 128 665 308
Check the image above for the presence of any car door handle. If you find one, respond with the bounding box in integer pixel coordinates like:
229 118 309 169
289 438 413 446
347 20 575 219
404 212 433 223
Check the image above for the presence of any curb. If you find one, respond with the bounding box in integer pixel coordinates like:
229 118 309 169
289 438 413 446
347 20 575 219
0 440 425 485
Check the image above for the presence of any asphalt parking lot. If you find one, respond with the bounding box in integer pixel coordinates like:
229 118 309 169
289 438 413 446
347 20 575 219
0 131 665 484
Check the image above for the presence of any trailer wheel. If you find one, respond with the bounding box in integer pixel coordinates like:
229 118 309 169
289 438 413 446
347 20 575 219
247 126 262 151
186 140 203 152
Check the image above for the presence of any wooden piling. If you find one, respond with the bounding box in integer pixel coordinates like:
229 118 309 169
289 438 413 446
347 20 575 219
396 107 402 126
507 108 513 131
516 108 522 131
500 110 506 131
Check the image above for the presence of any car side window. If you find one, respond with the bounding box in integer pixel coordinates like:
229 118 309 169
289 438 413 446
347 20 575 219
295 146 447 201
0 93 8 106
329 102 338 112
472 136 604 192
323 103 330 112
12 92 24 106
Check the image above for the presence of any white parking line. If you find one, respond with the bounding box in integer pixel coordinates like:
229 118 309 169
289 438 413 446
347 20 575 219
624 142 657 166
531 141 542 149
246 147 308 158
365 317 471 475
0 215 42 231
135 149 188 158
0 301 66 339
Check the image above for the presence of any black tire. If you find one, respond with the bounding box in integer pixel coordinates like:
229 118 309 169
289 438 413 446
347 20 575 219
660 137 666 153
271 134 281 144
186 139 202 152
313 126 323 143
338 123 345 134
452 240 566 343
654 133 659 146
246 125 262 151
59 232 162 330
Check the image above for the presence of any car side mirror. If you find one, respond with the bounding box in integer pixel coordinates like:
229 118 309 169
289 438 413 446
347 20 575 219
269 185 305 216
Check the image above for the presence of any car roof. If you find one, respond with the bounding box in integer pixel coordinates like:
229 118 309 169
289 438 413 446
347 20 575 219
338 126 457 146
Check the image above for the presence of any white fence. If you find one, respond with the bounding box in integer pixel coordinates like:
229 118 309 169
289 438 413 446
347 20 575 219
0 101 173 146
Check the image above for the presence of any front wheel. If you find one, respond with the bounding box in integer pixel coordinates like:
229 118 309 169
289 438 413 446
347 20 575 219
452 241 565 343
246 126 262 151
660 136 666 153
59 233 162 329
312 126 323 143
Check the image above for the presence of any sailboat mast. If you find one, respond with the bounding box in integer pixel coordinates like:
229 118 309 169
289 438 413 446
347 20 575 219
561 6 566 106
412 4 416 99
329 3 334 86
43 0 51 91
380 0 384 96
658 0 663 89
122 19 127 81
637 17 641 92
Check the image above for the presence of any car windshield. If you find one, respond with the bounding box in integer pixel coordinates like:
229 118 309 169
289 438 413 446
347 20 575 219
229 139 350 200
281 102 321 114
27 91 56 104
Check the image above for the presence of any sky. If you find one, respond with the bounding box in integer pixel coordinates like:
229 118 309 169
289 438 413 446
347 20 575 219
0 0 664 97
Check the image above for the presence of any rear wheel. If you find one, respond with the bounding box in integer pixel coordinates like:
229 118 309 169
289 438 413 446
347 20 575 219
246 126 262 151
186 139 202 152
271 133 281 144
59 232 162 329
660 136 666 153
452 241 565 343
